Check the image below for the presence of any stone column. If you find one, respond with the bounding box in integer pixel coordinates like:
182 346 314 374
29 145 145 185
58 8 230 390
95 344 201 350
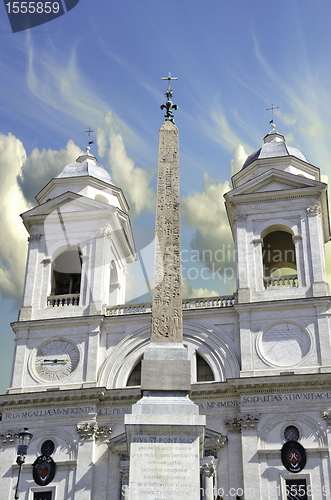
292 234 306 287
9 328 29 389
200 459 216 500
234 215 250 302
19 234 41 320
120 461 130 500
80 254 89 307
84 321 101 386
89 234 105 314
66 464 76 500
239 414 260 500
75 421 97 500
307 204 329 295
315 302 331 370
252 238 263 290
237 310 252 375
0 433 18 499
321 411 331 498
40 256 53 309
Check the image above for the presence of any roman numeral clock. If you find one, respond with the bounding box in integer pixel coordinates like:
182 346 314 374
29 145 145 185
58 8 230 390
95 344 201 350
33 340 80 382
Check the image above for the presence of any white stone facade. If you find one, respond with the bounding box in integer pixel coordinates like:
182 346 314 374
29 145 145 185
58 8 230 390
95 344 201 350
1 128 331 500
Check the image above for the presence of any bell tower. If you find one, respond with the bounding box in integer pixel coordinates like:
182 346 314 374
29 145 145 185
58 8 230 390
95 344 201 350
224 124 331 379
224 123 330 303
8 146 136 393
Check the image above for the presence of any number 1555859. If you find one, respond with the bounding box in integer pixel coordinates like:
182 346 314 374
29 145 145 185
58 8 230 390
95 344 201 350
5 2 60 14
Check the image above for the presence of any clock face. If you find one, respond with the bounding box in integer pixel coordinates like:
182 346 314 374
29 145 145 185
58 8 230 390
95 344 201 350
34 340 80 381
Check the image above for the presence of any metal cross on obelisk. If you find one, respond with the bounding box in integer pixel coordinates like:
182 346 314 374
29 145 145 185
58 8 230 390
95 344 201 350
160 72 178 123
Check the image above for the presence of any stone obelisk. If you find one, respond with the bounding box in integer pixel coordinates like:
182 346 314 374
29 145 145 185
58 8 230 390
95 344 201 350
125 75 205 500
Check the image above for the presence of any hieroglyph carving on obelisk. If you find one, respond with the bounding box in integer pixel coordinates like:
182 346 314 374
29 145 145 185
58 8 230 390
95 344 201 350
151 75 182 342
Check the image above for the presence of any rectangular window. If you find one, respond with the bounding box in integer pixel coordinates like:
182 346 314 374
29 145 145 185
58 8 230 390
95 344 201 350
285 479 307 500
34 492 52 500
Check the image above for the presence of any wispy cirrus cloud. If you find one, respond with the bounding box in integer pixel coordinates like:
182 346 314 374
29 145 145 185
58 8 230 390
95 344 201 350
96 111 156 220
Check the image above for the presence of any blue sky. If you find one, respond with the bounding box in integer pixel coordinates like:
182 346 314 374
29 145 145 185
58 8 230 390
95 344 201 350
1 0 331 392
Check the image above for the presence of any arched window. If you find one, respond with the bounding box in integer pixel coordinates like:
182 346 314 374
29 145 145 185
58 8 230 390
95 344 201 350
196 353 214 382
262 228 298 288
126 359 142 386
51 248 82 296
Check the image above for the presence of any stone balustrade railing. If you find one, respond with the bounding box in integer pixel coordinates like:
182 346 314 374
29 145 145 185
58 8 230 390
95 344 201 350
106 295 235 316
264 275 298 289
47 294 80 307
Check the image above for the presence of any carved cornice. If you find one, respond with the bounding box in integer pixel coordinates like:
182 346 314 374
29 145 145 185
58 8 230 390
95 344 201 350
76 421 112 441
225 413 260 432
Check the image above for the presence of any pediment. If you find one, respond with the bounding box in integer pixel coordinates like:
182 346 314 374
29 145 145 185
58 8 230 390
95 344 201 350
228 169 325 197
252 179 307 193
22 191 113 220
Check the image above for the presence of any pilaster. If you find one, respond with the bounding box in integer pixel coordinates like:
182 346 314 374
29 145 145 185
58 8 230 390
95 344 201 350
307 204 329 296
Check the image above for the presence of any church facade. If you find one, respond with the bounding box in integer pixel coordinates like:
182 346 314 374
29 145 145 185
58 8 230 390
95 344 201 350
0 122 331 500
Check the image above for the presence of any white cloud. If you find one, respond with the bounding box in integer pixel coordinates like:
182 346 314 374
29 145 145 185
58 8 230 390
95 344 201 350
27 41 107 127
96 111 156 220
229 144 248 177
200 100 252 155
182 278 219 299
17 140 82 203
181 172 234 273
0 134 31 302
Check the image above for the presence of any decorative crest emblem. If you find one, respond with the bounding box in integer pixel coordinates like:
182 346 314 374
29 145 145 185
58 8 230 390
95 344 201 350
281 441 306 473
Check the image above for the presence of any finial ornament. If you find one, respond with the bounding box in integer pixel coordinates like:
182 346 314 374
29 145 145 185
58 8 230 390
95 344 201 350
84 127 95 153
266 103 279 127
84 126 94 137
161 73 178 123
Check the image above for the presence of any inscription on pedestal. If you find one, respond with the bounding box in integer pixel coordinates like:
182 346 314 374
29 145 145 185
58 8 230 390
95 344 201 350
128 434 200 500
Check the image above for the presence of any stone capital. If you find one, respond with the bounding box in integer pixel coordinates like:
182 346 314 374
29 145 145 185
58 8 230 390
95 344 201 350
322 410 331 426
225 413 259 432
307 203 322 216
28 234 42 242
233 214 247 223
0 430 19 444
97 223 113 238
76 421 112 441
200 462 215 477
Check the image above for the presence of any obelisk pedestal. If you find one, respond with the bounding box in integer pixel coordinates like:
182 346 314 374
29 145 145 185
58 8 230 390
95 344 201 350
125 78 205 500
